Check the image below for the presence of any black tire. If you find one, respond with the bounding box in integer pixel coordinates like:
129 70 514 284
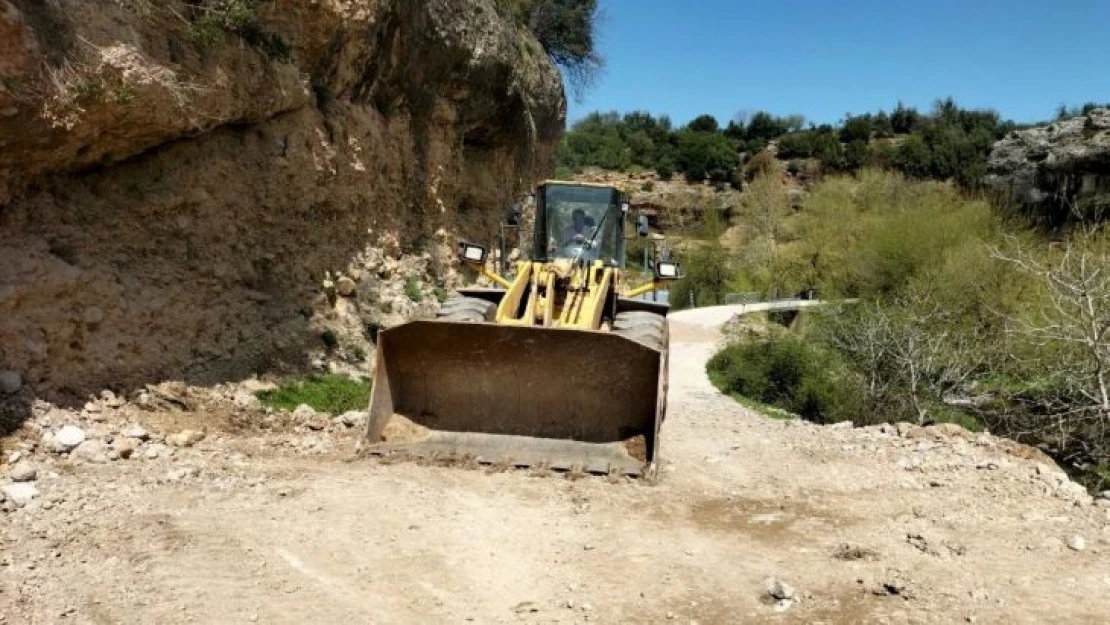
437 296 497 323
612 311 667 351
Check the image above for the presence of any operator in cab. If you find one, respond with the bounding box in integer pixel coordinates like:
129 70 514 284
559 209 596 246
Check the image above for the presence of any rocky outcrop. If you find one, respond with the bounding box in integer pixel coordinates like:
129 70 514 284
986 108 1110 224
0 0 565 412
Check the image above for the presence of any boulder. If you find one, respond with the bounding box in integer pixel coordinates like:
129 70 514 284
10 460 37 482
0 483 38 507
986 109 1110 223
0 370 21 394
54 425 87 451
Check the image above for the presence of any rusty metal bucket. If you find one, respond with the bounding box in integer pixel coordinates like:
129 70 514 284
361 320 667 476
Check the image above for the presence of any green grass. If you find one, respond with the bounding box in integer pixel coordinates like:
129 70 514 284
404 277 423 302
928 405 985 432
255 374 370 415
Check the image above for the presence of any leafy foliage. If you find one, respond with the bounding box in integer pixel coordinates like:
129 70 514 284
499 0 601 98
558 98 1024 187
708 334 861 424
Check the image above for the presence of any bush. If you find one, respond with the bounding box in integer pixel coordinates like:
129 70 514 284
707 335 859 424
510 0 601 97
188 0 291 61
743 150 778 182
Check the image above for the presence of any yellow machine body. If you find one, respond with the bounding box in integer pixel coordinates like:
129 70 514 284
361 181 675 476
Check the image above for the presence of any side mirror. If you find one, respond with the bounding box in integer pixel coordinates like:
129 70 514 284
458 242 487 264
506 203 522 226
655 261 681 280
636 215 650 238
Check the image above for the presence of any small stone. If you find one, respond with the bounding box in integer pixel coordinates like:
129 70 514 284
336 411 363 428
233 390 259 408
101 390 124 408
145 443 168 460
73 440 109 463
1068 535 1086 551
84 306 105 326
7 451 23 464
83 401 102 414
113 437 136 459
54 426 87 450
975 460 1000 470
337 276 357 296
10 460 37 482
511 601 539 614
168 430 205 447
0 370 22 394
292 404 317 419
123 424 150 441
1 482 39 506
165 465 200 482
765 577 795 601
1098 491 1110 500
666 612 676 620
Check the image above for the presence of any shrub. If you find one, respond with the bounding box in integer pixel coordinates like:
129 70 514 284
777 132 816 159
840 115 873 143
707 335 859 424
404 277 423 302
743 150 779 182
320 330 338 350
365 321 381 343
513 0 601 97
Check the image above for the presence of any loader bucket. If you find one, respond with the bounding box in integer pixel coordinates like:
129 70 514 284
361 320 667 476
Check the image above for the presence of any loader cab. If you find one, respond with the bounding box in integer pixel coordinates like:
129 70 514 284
534 181 626 267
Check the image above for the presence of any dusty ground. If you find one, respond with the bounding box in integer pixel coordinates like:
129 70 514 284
3 309 1110 625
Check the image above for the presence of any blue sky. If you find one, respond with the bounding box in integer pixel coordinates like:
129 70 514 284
568 0 1110 127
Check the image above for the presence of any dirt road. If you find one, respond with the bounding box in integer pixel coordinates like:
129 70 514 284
3 311 1109 624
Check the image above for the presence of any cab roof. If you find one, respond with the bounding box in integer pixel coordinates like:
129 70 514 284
539 180 621 190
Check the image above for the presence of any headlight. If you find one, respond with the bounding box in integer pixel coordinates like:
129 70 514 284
458 242 487 263
655 261 681 280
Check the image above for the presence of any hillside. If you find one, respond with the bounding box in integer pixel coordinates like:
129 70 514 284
0 0 564 418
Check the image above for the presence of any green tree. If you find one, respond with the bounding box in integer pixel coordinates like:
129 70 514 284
675 130 739 183
891 102 921 134
840 114 873 143
687 114 720 133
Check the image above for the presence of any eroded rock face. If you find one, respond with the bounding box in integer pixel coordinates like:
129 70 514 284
986 108 1110 224
0 0 564 402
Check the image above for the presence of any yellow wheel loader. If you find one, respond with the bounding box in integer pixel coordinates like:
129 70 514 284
360 181 680 476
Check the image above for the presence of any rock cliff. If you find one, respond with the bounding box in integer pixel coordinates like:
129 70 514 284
986 108 1110 224
0 0 565 409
